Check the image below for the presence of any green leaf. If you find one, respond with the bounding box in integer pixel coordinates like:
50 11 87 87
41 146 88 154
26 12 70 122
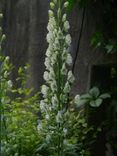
81 93 91 99
89 87 100 98
76 99 88 107
100 93 111 99
90 98 102 107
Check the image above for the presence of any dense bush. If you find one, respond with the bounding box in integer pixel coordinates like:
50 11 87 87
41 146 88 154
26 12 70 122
0 13 41 156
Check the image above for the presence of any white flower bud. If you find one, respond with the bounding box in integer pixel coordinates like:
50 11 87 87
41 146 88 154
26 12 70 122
0 13 3 19
44 57 51 69
48 10 54 17
40 100 46 112
5 56 10 62
50 2 55 9
43 71 50 82
1 34 6 42
62 14 67 22
41 85 49 97
67 71 75 83
64 2 69 8
46 32 54 43
66 53 72 65
7 80 12 88
45 114 50 120
65 34 71 45
64 21 70 32
74 95 80 104
46 49 52 57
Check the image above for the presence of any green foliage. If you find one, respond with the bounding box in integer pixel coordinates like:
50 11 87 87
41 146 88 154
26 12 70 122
1 57 40 156
0 14 41 156
75 87 111 108
66 109 101 156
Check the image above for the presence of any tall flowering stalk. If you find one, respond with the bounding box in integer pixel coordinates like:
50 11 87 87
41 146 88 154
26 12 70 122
38 0 77 155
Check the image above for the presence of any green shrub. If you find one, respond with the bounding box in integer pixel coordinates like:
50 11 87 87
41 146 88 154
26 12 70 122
0 13 41 156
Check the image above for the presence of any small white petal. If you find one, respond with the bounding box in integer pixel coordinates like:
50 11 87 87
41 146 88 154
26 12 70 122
67 71 75 83
65 34 71 45
41 85 49 97
62 14 67 22
43 71 50 82
48 10 54 17
64 21 70 32
66 53 72 65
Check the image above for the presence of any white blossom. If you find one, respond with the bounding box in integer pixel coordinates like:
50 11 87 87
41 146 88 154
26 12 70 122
64 21 70 32
65 34 71 46
64 2 69 8
46 32 54 44
67 71 75 83
46 49 52 57
40 100 46 112
41 85 49 97
7 80 12 88
43 71 50 82
45 114 50 120
44 57 51 69
47 17 56 31
48 10 54 17
5 56 10 62
62 14 67 22
51 95 58 107
50 2 55 9
66 53 72 65
74 94 80 104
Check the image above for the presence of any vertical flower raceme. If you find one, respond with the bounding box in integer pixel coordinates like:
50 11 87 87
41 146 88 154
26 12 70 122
38 1 76 155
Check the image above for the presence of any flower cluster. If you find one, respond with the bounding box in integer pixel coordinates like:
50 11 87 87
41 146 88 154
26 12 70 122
37 0 76 155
